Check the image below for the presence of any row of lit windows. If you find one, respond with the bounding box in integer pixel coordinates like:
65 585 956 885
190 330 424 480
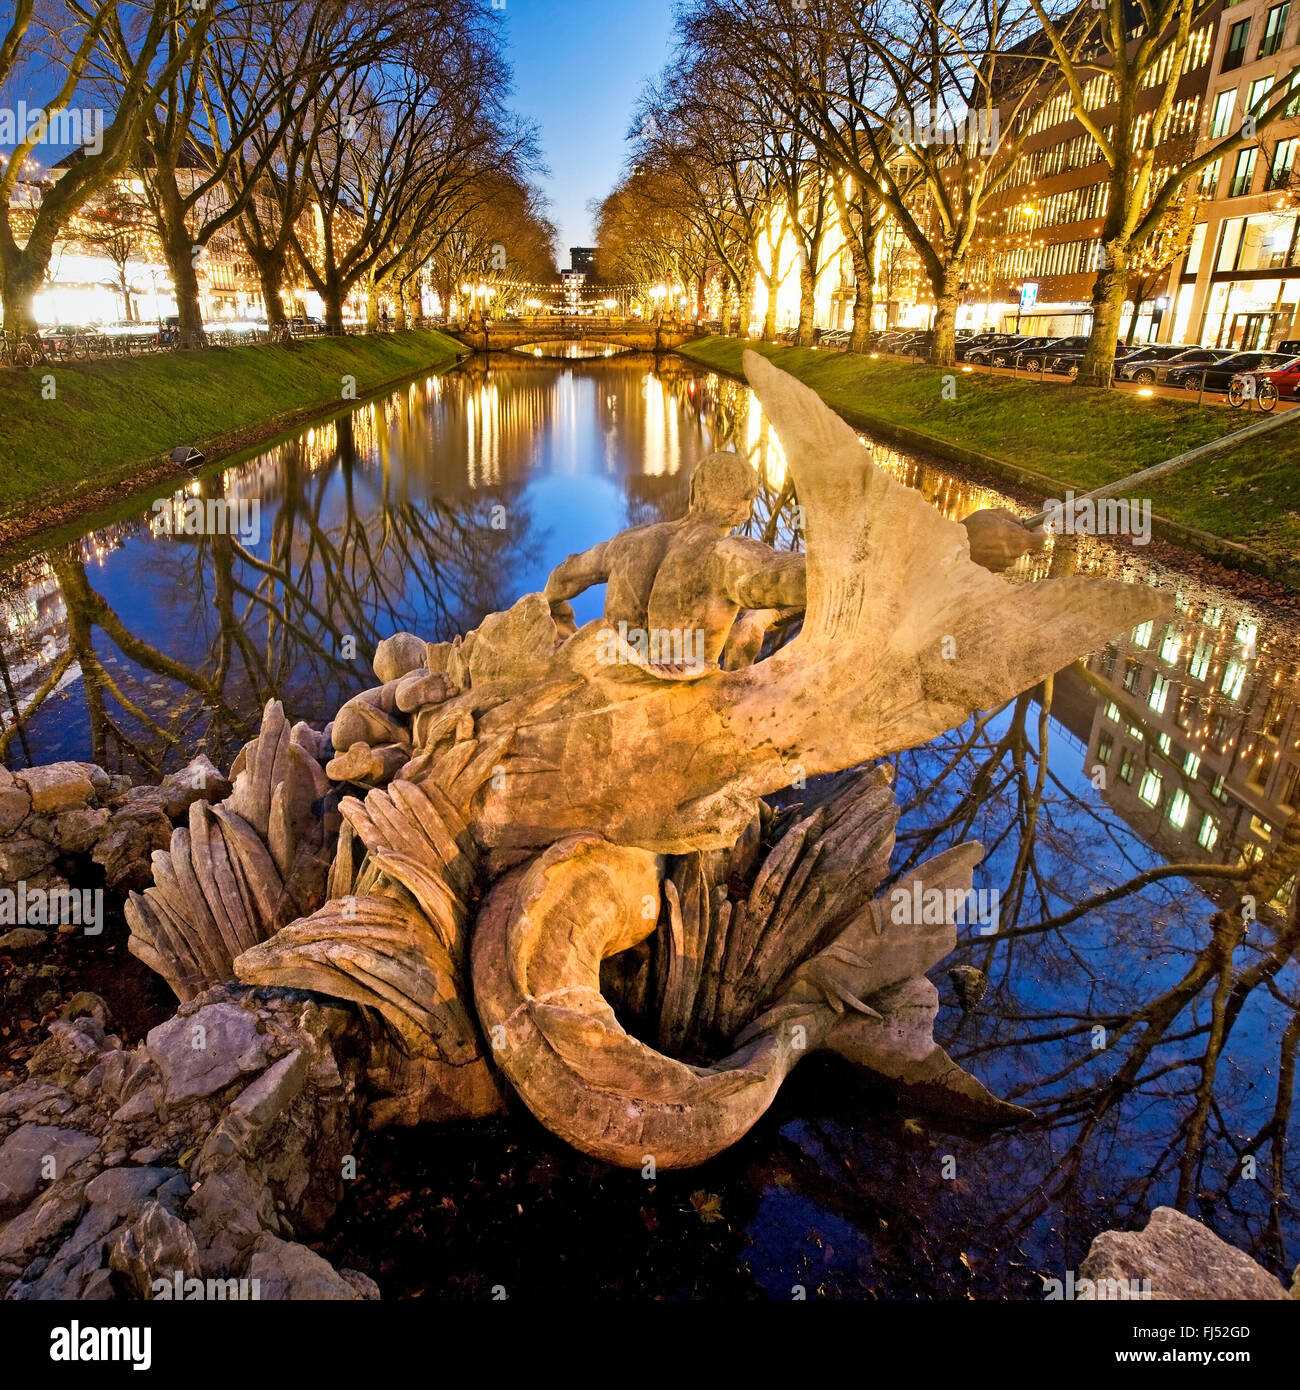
1005 180 1109 233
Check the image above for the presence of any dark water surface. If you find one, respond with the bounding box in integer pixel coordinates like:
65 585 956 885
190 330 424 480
2 351 1297 1298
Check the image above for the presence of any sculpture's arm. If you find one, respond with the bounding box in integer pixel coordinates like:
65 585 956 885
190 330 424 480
544 540 612 606
960 508 1046 573
716 537 808 609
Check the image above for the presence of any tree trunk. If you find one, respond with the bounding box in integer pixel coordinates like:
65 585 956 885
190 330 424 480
1 257 43 333
738 268 754 338
166 230 205 339
929 267 960 366
365 285 379 329
1080 243 1129 387
850 282 874 353
795 255 816 347
762 251 780 340
323 284 344 333
256 258 288 328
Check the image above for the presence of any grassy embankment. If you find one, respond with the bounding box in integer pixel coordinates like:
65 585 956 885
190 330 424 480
0 328 467 546
679 336 1300 591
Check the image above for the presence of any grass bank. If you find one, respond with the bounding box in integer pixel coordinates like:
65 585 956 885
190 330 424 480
0 328 467 545
679 336 1300 592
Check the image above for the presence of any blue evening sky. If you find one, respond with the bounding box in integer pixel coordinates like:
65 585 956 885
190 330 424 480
501 0 677 265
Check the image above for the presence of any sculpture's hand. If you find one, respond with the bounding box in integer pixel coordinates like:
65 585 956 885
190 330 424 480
960 507 1046 574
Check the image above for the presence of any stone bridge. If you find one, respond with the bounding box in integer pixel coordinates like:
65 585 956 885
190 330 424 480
445 317 699 353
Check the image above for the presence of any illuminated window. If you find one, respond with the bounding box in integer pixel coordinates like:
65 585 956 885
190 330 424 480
1105 701 1122 722
1229 148 1258 197
1132 620 1154 648
1210 89 1237 137
1220 661 1246 700
1222 18 1251 72
1184 751 1201 778
1259 3 1289 57
1198 814 1219 850
1139 769 1163 806
1119 749 1136 784
1159 733 1173 754
1188 637 1213 681
1211 774 1231 802
1149 673 1172 714
1168 788 1191 828
1160 627 1182 664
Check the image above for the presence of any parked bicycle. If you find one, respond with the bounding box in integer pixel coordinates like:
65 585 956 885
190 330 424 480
1 329 49 368
1227 373 1278 410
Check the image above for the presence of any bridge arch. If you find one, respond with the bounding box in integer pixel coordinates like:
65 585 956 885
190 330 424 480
444 318 697 353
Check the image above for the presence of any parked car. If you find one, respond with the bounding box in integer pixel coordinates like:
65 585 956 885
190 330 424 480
1013 335 1088 371
1166 350 1297 392
894 330 933 355
1120 346 1232 386
989 336 1051 369
1113 344 1201 383
1045 344 1146 378
963 333 1025 364
874 328 914 351
954 331 1005 359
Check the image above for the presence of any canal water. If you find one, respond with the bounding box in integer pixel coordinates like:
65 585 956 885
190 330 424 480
1 350 1296 1298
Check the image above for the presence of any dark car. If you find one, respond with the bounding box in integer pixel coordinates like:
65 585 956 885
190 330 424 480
967 334 1030 366
1124 346 1232 386
1012 335 1088 371
1166 350 1297 392
1002 336 1067 369
1113 344 1201 383
1046 344 1146 378
954 331 1004 360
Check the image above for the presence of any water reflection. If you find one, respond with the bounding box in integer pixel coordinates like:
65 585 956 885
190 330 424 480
1 353 1296 1291
513 339 632 360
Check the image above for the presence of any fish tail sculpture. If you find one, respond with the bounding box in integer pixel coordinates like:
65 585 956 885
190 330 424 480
123 353 1169 1168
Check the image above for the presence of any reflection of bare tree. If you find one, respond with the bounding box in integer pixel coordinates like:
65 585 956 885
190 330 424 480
880 673 1299 1278
0 408 539 778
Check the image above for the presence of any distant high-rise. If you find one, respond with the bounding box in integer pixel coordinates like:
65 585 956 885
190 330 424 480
570 247 597 276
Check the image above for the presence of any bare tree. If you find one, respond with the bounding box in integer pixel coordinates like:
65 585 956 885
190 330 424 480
1025 0 1295 383
0 0 205 330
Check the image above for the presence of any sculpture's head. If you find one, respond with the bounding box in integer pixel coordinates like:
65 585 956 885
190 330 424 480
687 451 760 528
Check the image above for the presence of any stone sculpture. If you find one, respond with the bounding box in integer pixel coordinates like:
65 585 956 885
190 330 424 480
110 350 1169 1170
